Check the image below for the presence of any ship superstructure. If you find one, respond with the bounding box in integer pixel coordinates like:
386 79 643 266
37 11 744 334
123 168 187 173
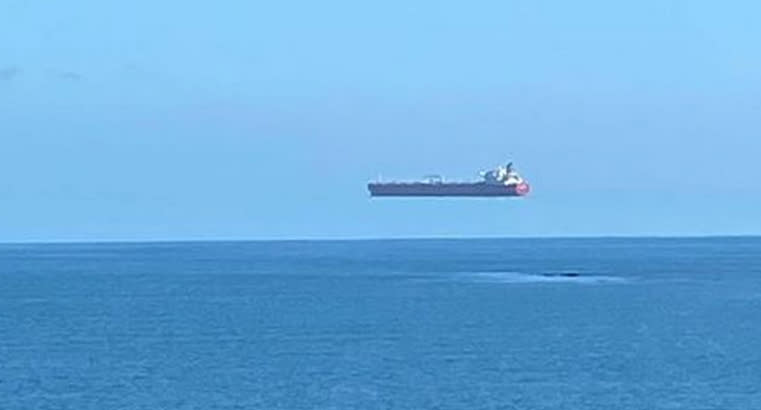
368 162 530 197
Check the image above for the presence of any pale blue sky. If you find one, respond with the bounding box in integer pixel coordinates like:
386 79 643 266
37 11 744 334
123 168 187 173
1 0 760 241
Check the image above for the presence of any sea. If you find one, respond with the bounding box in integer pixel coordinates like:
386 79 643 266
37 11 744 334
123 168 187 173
1 238 760 409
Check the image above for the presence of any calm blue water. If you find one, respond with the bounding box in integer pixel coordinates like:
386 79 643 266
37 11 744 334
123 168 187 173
1 238 760 409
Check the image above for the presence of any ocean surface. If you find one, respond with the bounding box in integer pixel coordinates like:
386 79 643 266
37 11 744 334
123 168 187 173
1 238 760 409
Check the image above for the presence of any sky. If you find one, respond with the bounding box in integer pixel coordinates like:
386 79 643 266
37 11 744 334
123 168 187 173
1 0 760 241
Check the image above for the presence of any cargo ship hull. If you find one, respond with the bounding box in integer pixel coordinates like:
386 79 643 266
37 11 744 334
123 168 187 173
368 182 530 197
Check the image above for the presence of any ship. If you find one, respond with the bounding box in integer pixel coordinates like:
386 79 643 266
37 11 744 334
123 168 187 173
368 162 530 197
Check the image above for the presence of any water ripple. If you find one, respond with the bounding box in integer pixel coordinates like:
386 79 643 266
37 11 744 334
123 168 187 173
464 271 630 284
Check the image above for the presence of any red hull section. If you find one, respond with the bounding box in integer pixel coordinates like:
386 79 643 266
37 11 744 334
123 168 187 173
368 182 530 197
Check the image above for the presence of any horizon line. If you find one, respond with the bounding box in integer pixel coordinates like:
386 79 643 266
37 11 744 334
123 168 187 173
1 233 760 246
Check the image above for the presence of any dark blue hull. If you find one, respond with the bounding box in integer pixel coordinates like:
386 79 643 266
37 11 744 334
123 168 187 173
368 182 529 197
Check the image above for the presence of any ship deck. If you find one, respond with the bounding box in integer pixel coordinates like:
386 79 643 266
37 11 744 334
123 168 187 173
368 182 528 197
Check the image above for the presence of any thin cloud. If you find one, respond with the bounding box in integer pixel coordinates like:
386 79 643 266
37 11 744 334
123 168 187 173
0 66 21 81
59 71 84 81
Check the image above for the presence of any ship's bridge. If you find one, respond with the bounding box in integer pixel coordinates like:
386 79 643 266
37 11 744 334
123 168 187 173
481 163 524 186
